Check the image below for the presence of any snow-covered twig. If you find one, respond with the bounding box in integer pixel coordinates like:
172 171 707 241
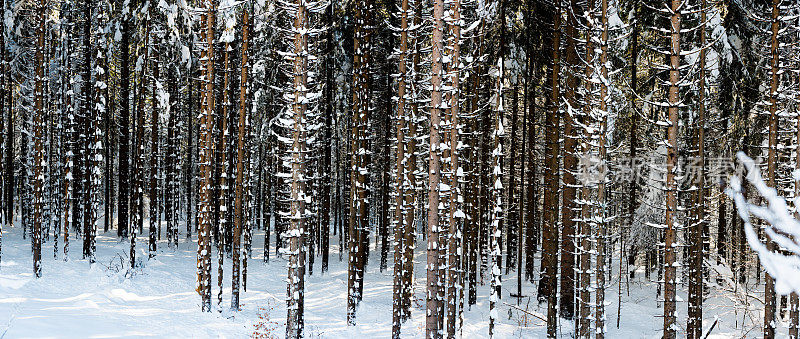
727 151 800 295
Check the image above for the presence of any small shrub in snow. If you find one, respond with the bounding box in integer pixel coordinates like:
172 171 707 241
252 300 279 339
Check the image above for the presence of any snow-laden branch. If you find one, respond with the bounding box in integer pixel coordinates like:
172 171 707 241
728 151 800 296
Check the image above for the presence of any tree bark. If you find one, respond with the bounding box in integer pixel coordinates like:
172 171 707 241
392 0 411 334
197 0 216 313
559 0 579 320
539 3 561 337
426 0 444 334
663 0 681 337
348 0 371 325
687 0 707 337
32 0 47 278
764 0 780 337
231 4 249 312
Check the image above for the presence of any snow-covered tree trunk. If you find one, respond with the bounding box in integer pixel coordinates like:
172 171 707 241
196 0 216 313
578 1 596 333
148 0 160 258
232 2 249 312
663 0 681 337
540 2 561 337
284 0 313 336
560 0 580 321
348 0 371 325
118 1 131 241
80 0 94 262
392 0 413 335
31 0 46 278
764 1 781 336
688 0 709 337
444 0 463 336
88 1 106 264
488 57 504 339
426 0 445 335
595 0 610 335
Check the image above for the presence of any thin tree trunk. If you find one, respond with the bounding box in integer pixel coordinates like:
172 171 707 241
764 1 780 337
402 0 421 318
81 0 94 261
595 1 609 336
578 0 596 335
392 0 411 334
320 0 335 274
231 4 249 312
525 36 539 282
663 0 681 337
32 0 47 278
791 53 800 339
186 70 195 239
488 40 505 339
0 0 5 261
687 0 707 336
149 24 160 258
445 1 462 336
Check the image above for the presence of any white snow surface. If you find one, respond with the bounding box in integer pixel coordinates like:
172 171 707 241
0 219 784 338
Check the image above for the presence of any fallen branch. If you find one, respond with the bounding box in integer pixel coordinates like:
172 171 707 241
702 317 719 339
502 302 547 322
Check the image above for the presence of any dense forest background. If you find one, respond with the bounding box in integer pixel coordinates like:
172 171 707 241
0 0 798 338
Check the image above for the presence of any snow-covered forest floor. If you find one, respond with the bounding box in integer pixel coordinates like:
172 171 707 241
0 222 779 338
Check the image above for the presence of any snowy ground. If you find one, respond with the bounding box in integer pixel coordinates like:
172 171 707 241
0 222 782 338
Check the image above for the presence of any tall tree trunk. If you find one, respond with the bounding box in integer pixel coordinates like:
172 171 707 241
488 41 505 339
149 25 160 258
187 71 195 239
231 4 249 312
320 0 336 274
525 35 539 282
379 70 392 273
131 0 151 269
89 1 105 262
625 0 639 284
578 0 596 335
764 0 780 337
469 15 487 305
506 88 518 275
595 1 609 336
81 0 94 261
445 1 462 336
286 0 309 336
32 0 47 278
392 0 411 334
166 79 177 247
348 0 371 325
402 0 421 318
216 38 231 311
103 15 112 235
0 0 6 262
197 0 216 313
663 0 681 337
687 0 707 337
540 3 561 337
559 0 579 320
789 51 800 338
118 11 131 240
426 0 444 334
